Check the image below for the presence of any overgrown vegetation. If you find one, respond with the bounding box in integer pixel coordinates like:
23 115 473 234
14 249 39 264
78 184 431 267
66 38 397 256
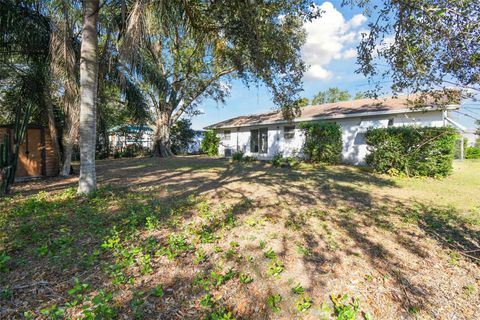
201 130 220 156
1 157 479 319
365 127 457 177
465 147 480 159
300 122 342 163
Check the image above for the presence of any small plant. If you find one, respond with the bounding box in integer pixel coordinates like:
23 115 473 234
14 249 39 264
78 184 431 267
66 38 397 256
291 284 305 295
408 305 420 314
239 273 253 284
331 294 360 320
40 305 65 319
139 253 153 274
267 293 282 312
267 260 284 277
151 285 164 298
206 307 236 320
263 248 276 260
210 269 235 287
200 293 215 308
67 278 91 306
295 295 312 312
0 252 11 273
194 249 207 264
82 289 117 320
259 240 266 249
231 151 244 162
462 284 476 298
295 244 312 257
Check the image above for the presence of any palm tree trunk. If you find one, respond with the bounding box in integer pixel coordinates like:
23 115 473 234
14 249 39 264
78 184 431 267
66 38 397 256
43 82 61 174
77 0 99 194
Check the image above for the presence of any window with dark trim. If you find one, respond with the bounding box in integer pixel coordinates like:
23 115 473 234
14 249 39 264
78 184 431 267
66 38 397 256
223 130 231 140
250 128 268 154
284 126 295 139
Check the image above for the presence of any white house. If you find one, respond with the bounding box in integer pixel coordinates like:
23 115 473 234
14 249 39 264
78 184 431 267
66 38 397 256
205 96 461 165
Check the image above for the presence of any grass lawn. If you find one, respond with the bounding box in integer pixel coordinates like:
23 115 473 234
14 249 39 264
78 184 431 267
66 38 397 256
1 156 479 319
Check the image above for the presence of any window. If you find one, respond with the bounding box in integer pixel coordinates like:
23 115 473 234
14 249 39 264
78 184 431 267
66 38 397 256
284 126 295 139
388 118 394 126
223 130 231 140
250 128 268 154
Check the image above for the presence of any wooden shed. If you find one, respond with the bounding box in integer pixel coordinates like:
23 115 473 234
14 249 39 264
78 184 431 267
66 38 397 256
0 126 59 178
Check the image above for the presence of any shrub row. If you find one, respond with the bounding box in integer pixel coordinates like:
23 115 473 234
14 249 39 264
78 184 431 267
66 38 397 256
365 126 457 177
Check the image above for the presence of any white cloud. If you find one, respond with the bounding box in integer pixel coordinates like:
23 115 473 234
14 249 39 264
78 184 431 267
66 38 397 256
302 2 367 80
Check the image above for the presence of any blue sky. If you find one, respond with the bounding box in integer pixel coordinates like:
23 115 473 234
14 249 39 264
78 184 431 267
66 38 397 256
190 1 479 131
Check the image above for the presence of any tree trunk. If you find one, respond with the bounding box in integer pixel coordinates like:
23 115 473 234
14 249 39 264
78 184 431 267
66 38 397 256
77 0 99 195
60 131 76 176
153 112 174 157
43 82 61 174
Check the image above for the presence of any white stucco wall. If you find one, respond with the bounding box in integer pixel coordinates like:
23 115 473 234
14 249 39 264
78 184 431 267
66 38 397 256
217 110 447 165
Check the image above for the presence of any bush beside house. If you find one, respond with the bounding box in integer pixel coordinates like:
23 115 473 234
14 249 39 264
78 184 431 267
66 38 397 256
365 127 457 177
465 147 480 159
201 130 220 156
299 122 342 163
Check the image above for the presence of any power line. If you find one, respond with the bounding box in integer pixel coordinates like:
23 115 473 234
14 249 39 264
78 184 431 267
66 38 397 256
453 110 480 121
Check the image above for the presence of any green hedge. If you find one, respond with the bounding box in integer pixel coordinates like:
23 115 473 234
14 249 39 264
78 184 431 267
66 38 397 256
365 127 457 177
299 122 342 163
465 147 480 159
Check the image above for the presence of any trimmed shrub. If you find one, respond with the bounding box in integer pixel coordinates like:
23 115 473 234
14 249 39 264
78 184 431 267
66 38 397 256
365 126 457 177
232 151 244 161
299 122 342 163
201 130 220 156
465 147 480 159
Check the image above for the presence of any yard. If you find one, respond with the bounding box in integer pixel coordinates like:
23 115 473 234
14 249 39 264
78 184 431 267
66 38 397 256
1 157 479 319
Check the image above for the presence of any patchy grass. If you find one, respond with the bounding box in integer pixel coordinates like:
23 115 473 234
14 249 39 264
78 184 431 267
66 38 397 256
1 156 479 319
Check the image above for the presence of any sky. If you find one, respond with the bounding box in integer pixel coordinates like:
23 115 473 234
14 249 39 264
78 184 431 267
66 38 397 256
190 1 479 132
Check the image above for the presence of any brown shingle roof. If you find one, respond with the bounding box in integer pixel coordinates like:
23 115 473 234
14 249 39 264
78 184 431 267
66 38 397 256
205 95 459 129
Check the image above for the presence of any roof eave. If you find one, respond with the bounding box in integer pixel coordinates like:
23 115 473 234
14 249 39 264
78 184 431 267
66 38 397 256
204 105 460 130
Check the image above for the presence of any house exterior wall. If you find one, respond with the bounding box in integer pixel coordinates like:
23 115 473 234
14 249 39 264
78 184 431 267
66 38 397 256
217 110 446 165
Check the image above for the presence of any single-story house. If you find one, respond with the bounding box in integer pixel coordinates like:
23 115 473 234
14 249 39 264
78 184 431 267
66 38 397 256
109 125 154 150
205 96 461 165
0 125 59 178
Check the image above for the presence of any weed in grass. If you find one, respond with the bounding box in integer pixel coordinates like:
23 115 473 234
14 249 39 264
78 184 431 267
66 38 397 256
214 246 223 253
408 305 420 314
295 244 312 257
267 260 284 277
200 293 215 308
224 248 238 260
296 295 313 312
462 284 476 298
205 307 236 320
448 251 461 266
331 294 361 320
151 285 164 298
263 248 276 259
0 252 11 272
291 284 305 295
0 287 12 299
138 253 153 274
259 240 266 249
40 305 65 319
267 293 282 313
194 249 207 264
239 273 253 284
210 269 236 286
229 241 239 248
66 278 90 306
130 290 145 319
82 289 116 320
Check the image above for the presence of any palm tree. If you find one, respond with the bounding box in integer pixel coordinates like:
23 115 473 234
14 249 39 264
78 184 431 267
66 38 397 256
77 0 99 194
